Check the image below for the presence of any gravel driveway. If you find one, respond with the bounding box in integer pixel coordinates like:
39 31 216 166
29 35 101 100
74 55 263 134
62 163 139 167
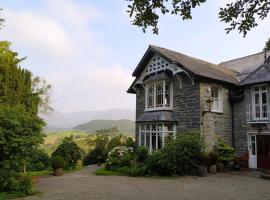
21 165 270 200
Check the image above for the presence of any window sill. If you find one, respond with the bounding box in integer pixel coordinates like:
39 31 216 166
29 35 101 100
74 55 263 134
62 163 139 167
211 110 223 114
144 107 173 112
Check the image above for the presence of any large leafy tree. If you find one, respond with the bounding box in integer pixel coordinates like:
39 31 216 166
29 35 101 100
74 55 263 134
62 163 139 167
0 41 49 172
126 0 270 36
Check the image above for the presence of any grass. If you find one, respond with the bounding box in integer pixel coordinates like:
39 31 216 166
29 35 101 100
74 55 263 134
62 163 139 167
18 166 84 178
0 192 29 200
95 167 128 176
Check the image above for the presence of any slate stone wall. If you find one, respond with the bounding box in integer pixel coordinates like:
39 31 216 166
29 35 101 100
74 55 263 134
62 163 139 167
173 74 201 132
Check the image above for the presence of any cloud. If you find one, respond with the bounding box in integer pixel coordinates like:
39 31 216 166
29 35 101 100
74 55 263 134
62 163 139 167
0 0 136 112
2 9 75 60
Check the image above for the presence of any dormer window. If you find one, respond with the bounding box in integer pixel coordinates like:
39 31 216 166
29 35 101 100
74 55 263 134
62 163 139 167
145 81 173 111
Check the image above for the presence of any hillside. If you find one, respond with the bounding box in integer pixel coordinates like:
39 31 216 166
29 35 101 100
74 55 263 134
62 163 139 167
40 130 91 155
41 109 135 130
73 119 135 136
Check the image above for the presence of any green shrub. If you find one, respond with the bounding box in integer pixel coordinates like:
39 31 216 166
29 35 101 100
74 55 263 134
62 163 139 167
52 136 83 169
105 146 133 169
134 146 149 163
145 150 170 176
17 176 33 195
0 169 33 195
216 139 235 163
128 164 147 177
28 149 50 171
83 147 107 165
146 131 202 176
51 156 65 170
107 134 135 152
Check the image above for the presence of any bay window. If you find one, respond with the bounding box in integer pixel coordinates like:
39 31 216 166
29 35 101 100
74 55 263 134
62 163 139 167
139 123 176 152
145 81 173 110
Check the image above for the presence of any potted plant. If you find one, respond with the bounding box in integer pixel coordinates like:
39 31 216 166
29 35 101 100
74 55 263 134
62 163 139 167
197 152 210 177
51 156 65 176
208 151 218 173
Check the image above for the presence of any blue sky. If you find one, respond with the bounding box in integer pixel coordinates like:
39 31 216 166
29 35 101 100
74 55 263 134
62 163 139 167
0 0 269 113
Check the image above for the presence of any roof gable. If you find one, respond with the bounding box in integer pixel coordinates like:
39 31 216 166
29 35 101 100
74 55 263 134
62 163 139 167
132 45 239 85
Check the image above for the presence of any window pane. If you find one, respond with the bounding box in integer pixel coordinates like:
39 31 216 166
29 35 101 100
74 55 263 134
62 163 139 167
147 84 154 108
164 124 173 131
152 133 156 150
254 87 259 91
158 133 162 149
157 124 162 131
212 99 219 110
146 133 150 147
140 133 145 146
151 124 156 131
262 92 267 104
141 124 145 131
251 136 256 155
156 82 163 107
255 93 260 104
261 86 266 91
165 82 170 107
263 105 268 118
146 124 150 131
255 106 261 118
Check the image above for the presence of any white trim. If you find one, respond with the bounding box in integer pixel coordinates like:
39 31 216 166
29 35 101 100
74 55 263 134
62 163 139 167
251 84 268 121
145 80 173 111
139 123 176 153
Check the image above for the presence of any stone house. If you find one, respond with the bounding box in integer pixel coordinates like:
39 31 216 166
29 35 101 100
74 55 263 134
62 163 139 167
127 45 270 170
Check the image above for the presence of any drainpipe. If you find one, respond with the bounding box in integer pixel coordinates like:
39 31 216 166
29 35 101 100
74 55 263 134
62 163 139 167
231 103 235 148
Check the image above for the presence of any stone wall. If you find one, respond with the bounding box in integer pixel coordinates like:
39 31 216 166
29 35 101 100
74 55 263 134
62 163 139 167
173 74 201 132
200 81 233 150
135 85 145 145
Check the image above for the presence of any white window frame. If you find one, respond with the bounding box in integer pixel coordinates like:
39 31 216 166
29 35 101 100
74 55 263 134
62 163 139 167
139 123 176 153
145 80 173 111
252 84 268 120
210 86 223 113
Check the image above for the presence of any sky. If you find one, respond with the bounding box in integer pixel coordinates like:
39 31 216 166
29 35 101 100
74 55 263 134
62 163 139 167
0 0 269 113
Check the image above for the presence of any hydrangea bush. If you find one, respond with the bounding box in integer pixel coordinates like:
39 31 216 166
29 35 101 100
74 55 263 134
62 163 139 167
105 146 133 169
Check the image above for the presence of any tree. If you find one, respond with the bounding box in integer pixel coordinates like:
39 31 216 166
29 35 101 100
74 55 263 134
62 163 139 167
264 38 270 51
0 105 45 172
126 0 270 36
52 136 83 169
32 76 53 114
0 41 49 174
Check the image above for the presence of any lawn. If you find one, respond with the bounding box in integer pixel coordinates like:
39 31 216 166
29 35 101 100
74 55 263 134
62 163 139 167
95 167 129 176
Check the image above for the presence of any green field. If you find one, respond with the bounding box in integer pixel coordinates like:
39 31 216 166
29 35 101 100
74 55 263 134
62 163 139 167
40 130 94 155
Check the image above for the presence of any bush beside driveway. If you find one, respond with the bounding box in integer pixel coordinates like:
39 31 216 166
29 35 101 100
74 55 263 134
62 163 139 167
21 165 270 200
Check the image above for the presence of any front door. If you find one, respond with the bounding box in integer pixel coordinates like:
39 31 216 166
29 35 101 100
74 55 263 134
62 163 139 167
257 135 270 169
249 135 257 169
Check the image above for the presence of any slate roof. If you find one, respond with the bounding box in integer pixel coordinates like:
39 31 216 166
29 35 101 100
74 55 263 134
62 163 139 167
132 45 239 84
240 64 270 85
136 111 177 122
128 46 270 93
219 51 270 82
